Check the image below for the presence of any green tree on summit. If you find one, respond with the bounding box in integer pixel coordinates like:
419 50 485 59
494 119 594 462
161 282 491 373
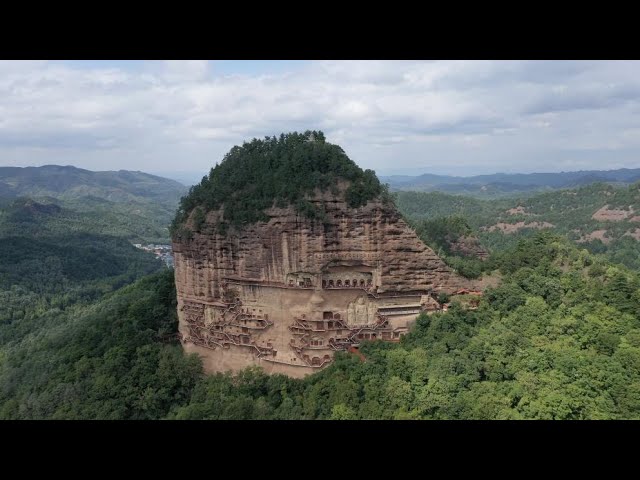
171 131 386 235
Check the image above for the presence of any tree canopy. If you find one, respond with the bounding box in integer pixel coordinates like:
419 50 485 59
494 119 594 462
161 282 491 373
171 131 387 236
396 181 640 272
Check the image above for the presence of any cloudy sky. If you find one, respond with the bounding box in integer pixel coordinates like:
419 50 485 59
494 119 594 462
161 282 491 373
1 60 639 183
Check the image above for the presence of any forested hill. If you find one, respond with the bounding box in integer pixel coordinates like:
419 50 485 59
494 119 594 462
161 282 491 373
382 168 640 197
0 197 168 244
396 181 640 272
0 165 187 207
2 159 640 419
0 166 188 243
3 233 640 419
172 131 387 232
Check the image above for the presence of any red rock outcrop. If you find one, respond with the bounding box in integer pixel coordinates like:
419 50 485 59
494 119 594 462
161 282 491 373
482 221 554 234
447 235 490 260
173 184 476 378
592 205 635 221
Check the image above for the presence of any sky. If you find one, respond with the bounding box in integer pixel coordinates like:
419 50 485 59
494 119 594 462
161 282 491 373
1 60 639 183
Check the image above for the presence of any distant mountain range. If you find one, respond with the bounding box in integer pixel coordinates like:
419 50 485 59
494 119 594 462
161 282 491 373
0 165 188 243
0 165 187 206
380 168 640 197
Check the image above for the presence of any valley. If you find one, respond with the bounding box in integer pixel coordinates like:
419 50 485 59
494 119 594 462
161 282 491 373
382 168 640 198
0 165 188 244
3 60 640 422
1 148 639 420
395 181 640 272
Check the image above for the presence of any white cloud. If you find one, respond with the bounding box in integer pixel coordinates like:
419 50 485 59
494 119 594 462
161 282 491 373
0 60 639 177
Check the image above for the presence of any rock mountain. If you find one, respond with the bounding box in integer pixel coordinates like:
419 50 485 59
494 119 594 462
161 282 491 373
172 132 477 377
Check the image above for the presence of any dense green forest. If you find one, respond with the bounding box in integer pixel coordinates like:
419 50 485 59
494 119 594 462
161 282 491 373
411 215 474 255
396 182 640 272
0 166 187 243
2 159 640 419
0 270 200 419
172 131 388 236
0 167 185 417
3 233 639 419
0 233 162 340
408 216 492 279
0 197 176 245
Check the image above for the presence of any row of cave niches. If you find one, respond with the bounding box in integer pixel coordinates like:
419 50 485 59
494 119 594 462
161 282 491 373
288 314 404 345
179 300 405 369
286 313 405 369
179 300 334 368
322 278 372 289
286 278 374 289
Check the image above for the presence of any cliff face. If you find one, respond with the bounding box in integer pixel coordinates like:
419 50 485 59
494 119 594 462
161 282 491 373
173 185 475 377
447 235 490 260
174 187 468 300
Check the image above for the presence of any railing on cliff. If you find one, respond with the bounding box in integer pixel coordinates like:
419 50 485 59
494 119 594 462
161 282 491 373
181 292 413 370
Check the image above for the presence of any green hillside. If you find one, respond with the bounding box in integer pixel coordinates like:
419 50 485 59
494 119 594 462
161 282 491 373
0 166 188 243
172 131 389 236
382 168 640 197
0 165 186 205
3 233 639 419
1 160 639 419
396 182 640 271
0 269 200 419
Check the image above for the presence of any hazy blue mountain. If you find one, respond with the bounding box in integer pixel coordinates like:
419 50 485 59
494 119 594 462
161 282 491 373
381 167 640 196
0 165 187 207
150 170 207 187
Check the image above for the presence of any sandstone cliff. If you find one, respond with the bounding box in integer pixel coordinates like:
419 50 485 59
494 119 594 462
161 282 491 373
173 185 470 302
172 131 478 377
